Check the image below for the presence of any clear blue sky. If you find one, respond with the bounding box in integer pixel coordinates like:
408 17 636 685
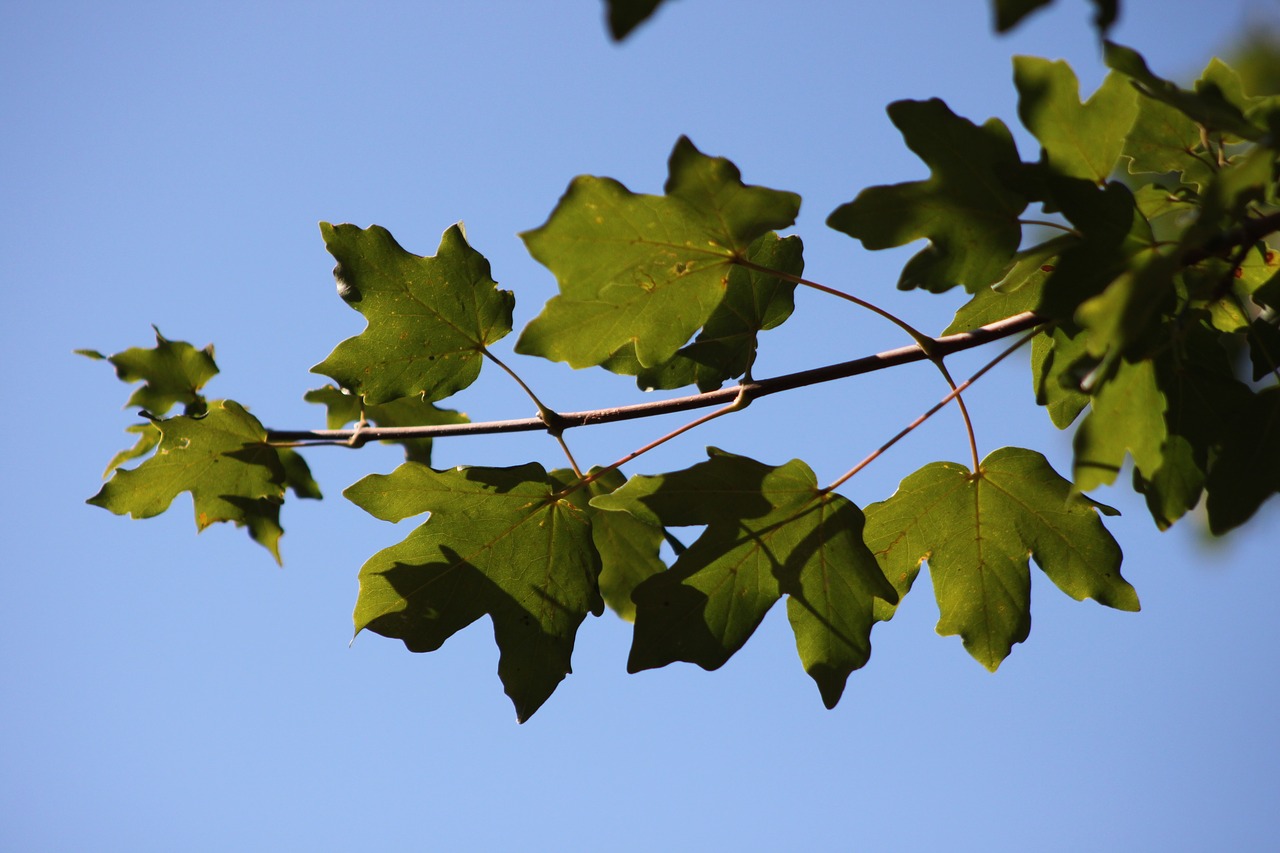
3 1 1278 850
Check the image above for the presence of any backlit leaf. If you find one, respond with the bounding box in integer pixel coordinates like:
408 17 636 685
578 469 666 622
516 137 800 369
1014 59 1138 184
79 327 217 416
863 447 1137 671
87 400 289 562
1105 43 1263 141
1072 357 1167 492
828 98 1031 293
311 223 514 405
601 232 803 391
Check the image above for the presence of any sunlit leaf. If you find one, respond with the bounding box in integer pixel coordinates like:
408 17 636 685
517 137 800 369
1031 324 1091 429
1105 42 1263 140
1014 59 1138 184
828 98 1031 293
578 469 666 622
311 223 514 405
1072 357 1167 491
863 447 1137 671
602 232 803 391
78 326 217 416
87 400 289 562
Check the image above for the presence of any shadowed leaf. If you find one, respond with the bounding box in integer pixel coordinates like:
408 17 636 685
346 463 604 722
592 448 896 709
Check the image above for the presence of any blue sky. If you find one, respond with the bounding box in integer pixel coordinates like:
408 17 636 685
3 1 1278 850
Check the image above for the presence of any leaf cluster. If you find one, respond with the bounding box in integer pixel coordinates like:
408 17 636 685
85 1 1280 720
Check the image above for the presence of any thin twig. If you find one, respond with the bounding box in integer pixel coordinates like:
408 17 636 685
820 328 1040 494
267 312 1047 445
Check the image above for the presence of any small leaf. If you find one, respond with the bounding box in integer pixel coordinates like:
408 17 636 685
83 327 218 416
1015 60 1138 184
592 449 897 709
1031 324 1091 428
828 99 1031 293
991 0 1115 34
346 462 603 722
88 400 289 562
304 384 467 465
311 223 514 405
863 447 1136 672
517 137 800 369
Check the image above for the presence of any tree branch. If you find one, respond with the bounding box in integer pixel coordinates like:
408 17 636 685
267 311 1047 445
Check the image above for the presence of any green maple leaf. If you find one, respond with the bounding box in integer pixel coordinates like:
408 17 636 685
1031 324 1091 429
346 462 606 722
87 400 290 562
1105 44 1264 142
863 447 1137 671
601 232 803 391
311 223 514 405
304 384 467 465
100 422 162 477
1014 59 1138 185
77 326 218 416
580 469 666 622
1072 357 1168 492
515 136 801 370
278 448 322 501
827 98 1031 293
591 448 898 709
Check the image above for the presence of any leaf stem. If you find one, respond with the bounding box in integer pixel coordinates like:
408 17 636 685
819 328 1039 494
732 256 936 353
482 348 583 476
735 256 980 468
557 385 753 499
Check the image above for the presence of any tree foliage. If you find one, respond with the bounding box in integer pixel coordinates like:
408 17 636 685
84 0 1280 720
